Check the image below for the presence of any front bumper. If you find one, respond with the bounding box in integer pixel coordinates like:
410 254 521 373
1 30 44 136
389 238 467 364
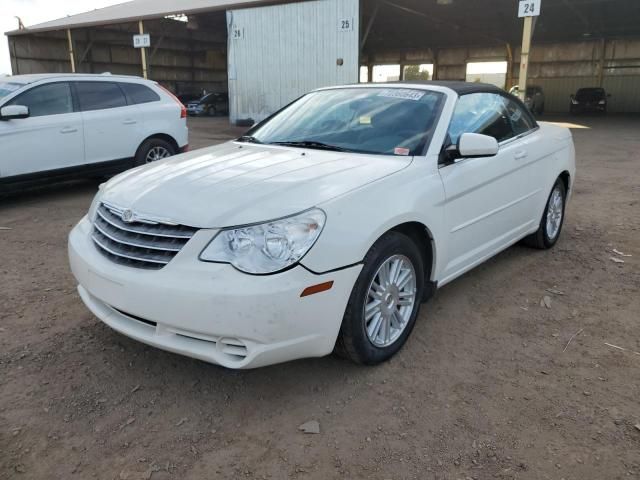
69 216 361 369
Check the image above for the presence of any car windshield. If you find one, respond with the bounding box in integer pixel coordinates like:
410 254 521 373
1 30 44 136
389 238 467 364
244 87 446 156
576 88 605 100
0 81 24 101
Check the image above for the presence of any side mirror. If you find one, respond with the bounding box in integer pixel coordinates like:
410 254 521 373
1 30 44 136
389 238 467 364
457 133 499 158
0 105 30 121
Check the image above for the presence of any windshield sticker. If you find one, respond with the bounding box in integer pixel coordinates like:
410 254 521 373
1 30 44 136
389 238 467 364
510 109 523 122
358 115 372 125
378 89 425 101
394 147 410 156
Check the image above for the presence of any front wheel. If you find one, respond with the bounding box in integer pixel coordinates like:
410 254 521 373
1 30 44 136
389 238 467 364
336 232 425 365
524 178 566 249
134 138 176 166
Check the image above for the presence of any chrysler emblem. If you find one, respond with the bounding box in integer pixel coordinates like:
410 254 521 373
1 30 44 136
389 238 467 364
121 209 134 223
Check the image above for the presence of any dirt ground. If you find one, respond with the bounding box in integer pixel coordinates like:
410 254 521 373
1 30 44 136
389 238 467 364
1 115 639 480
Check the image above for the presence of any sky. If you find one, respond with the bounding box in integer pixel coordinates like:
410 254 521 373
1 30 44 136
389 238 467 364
1 0 126 75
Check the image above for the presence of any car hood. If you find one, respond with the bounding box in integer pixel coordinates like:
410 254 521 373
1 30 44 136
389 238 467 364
100 142 412 228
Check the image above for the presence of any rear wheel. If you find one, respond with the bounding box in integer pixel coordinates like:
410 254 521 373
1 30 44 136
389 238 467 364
336 232 424 365
208 106 217 117
524 178 566 249
134 138 176 166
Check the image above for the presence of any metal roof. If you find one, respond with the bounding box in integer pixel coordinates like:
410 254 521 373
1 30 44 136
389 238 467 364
5 0 297 36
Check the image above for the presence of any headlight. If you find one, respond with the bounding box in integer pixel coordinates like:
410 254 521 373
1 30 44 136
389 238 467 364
199 209 326 274
571 98 579 105
598 99 606 105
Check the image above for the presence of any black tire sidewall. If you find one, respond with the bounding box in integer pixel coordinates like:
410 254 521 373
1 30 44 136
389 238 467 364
340 232 425 365
541 179 566 248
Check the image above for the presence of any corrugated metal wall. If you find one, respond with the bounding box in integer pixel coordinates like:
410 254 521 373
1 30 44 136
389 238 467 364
227 0 359 123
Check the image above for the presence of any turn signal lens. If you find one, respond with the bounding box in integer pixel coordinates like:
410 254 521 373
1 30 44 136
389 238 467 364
301 281 334 297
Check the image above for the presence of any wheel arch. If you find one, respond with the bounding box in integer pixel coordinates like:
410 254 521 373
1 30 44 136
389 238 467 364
385 221 437 300
559 170 571 195
136 133 180 156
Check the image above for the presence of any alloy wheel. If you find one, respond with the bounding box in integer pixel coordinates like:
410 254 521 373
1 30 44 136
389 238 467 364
546 185 564 240
145 146 171 163
364 254 417 348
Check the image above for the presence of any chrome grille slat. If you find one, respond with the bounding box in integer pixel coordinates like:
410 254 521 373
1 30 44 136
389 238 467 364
94 218 185 252
92 203 197 270
96 207 195 239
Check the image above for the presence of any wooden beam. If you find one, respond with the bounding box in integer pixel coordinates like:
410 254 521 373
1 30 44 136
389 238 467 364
78 40 95 65
139 20 148 79
597 37 606 86
149 35 166 62
360 2 380 53
506 43 514 89
518 17 535 101
66 29 76 73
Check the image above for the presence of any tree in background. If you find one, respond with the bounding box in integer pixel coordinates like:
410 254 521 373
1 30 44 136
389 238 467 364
403 65 430 81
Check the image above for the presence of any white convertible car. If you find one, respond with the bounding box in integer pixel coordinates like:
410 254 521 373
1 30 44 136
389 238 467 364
69 81 575 369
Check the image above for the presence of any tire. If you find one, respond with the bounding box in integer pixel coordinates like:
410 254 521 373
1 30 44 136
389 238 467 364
523 178 566 249
208 106 217 117
336 231 425 365
134 138 176 166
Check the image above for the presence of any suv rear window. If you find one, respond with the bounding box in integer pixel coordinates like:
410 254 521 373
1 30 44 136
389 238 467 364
120 83 160 105
76 82 127 111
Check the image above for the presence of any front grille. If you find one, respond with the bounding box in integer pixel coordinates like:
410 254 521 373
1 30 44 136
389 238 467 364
92 203 198 270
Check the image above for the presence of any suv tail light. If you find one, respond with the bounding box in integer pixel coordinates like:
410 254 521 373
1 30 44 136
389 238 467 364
159 85 187 118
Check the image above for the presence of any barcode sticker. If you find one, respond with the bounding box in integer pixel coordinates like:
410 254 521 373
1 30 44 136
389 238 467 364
378 89 425 101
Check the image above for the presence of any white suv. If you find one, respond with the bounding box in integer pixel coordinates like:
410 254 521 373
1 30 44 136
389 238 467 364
0 74 188 192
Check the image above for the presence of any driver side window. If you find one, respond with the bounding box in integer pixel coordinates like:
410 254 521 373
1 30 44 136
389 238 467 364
7 82 73 117
448 93 514 145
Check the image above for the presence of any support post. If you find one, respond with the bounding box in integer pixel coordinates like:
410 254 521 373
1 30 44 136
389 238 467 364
139 20 148 79
67 29 76 73
432 49 438 80
517 16 534 101
505 43 514 90
597 38 606 87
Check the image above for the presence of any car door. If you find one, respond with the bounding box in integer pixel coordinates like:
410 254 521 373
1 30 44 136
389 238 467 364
75 81 144 165
0 81 84 178
438 92 538 282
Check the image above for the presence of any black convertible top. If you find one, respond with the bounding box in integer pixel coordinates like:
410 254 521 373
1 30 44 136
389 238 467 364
390 80 505 95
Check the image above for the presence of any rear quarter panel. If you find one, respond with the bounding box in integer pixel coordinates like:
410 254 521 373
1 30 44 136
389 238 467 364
534 122 576 217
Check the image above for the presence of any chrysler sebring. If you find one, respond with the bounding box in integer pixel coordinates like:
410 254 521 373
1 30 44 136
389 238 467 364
69 81 575 368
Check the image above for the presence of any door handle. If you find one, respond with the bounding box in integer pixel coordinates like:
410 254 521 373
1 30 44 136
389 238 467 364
60 127 78 134
123 119 137 125
514 150 528 160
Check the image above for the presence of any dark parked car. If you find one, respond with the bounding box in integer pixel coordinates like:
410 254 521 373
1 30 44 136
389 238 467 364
176 93 201 105
570 87 609 114
186 92 229 117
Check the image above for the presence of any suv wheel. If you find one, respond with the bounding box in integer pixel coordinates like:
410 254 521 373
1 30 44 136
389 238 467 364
135 138 176 166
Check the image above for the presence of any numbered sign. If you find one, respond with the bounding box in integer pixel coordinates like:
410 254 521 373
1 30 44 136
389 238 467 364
133 34 150 48
338 18 354 32
231 25 244 40
518 0 541 17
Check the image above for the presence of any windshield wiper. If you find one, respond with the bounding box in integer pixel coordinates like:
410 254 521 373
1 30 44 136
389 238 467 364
237 135 262 144
269 140 352 152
